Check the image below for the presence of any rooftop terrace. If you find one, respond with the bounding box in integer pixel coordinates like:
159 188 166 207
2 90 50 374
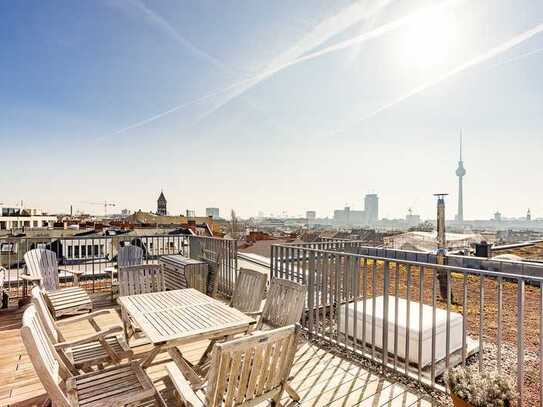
0 293 434 407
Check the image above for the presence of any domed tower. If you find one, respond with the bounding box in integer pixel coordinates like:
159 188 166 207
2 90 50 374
157 191 167 216
455 133 466 223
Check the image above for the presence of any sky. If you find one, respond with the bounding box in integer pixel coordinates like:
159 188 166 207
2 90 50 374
1 0 542 220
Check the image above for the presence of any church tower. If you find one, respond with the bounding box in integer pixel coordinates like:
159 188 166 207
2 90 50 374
157 191 167 216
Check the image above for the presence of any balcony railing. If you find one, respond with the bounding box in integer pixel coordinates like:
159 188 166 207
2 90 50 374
0 234 238 298
271 243 543 407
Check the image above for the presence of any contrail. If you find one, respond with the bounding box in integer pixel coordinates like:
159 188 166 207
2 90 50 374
487 46 543 70
198 0 460 121
103 0 397 138
121 0 228 71
95 75 260 140
333 23 543 131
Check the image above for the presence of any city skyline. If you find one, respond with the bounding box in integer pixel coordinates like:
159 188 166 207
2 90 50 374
1 1 542 219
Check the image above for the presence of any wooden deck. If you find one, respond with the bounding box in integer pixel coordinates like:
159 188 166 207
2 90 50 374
0 295 439 407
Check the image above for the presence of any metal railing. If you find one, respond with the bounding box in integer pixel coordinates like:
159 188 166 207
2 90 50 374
271 243 543 406
0 234 238 298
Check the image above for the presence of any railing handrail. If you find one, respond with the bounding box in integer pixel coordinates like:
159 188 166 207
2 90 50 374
271 243 543 282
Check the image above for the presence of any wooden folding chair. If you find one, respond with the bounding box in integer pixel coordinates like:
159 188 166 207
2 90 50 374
118 264 165 341
167 325 300 406
32 287 132 374
229 268 267 316
23 248 92 318
255 278 306 330
21 304 160 407
107 245 144 300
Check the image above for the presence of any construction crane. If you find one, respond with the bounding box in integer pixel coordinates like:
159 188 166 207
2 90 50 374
81 201 117 216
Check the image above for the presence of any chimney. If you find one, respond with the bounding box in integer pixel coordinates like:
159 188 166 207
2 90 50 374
434 194 448 256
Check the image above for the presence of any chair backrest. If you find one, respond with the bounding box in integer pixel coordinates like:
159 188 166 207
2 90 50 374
0 266 5 288
31 287 62 343
118 264 165 297
118 245 144 268
231 268 267 313
206 325 298 406
199 249 221 297
259 278 306 330
21 305 72 407
24 248 59 291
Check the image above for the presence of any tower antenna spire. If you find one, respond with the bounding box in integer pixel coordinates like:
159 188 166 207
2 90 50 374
459 129 463 161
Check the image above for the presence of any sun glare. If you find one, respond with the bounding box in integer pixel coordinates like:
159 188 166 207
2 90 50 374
398 8 458 69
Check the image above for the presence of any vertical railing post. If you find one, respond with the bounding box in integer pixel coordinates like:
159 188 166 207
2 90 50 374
307 250 315 336
382 260 390 366
517 279 525 407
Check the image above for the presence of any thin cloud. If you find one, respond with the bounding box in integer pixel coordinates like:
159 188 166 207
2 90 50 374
333 23 543 132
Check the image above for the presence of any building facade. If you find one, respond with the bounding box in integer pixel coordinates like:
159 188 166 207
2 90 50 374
0 207 56 231
206 208 220 219
364 194 379 225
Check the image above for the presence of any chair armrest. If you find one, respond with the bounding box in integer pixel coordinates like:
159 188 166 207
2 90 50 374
60 268 84 275
166 362 205 407
20 274 41 283
245 310 263 318
55 309 116 326
54 326 123 349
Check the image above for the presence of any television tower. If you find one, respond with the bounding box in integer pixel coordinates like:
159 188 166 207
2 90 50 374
455 131 466 223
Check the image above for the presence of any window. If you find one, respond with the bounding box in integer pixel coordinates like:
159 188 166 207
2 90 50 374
74 246 80 258
81 246 87 258
0 221 6 230
42 221 48 227
33 221 38 227
24 221 30 227
11 221 18 229
99 244 105 256
0 243 14 253
68 246 73 258
94 245 99 256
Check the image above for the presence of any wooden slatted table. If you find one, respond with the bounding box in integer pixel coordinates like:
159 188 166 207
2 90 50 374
118 289 255 386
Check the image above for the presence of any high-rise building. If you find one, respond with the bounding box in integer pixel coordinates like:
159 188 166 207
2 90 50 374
157 191 167 216
206 207 220 219
306 211 316 220
364 194 379 225
455 133 466 223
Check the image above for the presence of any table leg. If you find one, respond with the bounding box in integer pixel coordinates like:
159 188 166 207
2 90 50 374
141 345 163 368
168 348 204 390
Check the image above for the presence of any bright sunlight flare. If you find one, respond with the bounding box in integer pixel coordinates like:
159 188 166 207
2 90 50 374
398 7 459 69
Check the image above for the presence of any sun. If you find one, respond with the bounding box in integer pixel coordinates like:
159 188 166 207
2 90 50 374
397 7 458 70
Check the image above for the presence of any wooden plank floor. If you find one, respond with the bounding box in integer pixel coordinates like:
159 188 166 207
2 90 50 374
0 295 438 407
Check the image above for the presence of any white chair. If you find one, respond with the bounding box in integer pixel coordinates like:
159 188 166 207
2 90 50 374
22 249 92 318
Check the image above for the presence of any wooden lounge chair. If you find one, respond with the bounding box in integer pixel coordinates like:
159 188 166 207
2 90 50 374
107 245 144 300
118 264 165 341
167 325 300 407
229 268 267 316
255 278 306 330
22 248 92 318
21 305 159 407
32 287 132 374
